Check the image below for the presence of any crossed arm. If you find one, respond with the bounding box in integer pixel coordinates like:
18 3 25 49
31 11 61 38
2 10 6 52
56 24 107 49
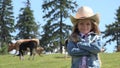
67 38 102 56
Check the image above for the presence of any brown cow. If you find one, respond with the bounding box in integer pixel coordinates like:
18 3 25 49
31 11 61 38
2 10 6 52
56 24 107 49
8 39 39 54
8 44 44 56
8 39 42 60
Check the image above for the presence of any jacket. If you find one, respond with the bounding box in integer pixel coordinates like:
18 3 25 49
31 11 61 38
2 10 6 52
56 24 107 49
67 32 102 68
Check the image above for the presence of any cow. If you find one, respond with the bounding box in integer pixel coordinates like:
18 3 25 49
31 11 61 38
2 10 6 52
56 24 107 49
8 39 42 60
8 43 44 56
19 40 37 60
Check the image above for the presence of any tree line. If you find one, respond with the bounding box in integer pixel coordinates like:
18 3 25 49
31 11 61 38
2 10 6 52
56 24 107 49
0 0 120 54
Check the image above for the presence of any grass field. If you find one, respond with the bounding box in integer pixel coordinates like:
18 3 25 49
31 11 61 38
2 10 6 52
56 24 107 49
100 52 120 68
0 52 120 68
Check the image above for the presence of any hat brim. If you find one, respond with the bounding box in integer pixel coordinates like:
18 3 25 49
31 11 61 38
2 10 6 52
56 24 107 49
70 14 99 25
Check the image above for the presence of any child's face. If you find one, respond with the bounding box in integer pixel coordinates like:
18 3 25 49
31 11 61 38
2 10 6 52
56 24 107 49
77 19 92 34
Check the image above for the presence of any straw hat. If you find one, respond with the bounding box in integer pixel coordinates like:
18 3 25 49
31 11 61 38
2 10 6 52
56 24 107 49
70 6 100 26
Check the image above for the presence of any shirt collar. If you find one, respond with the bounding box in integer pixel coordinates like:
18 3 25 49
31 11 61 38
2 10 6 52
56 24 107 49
79 32 96 37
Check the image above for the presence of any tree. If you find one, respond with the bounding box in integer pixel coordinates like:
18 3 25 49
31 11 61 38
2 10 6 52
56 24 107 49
103 6 120 52
0 0 14 46
15 0 40 39
42 0 78 53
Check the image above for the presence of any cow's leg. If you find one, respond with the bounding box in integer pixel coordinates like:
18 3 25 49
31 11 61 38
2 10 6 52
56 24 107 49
28 42 36 60
19 46 24 60
19 50 22 60
28 48 33 60
32 48 36 60
28 47 36 60
21 50 24 60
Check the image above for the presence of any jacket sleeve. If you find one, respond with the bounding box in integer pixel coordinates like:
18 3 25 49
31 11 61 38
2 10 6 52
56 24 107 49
77 36 102 54
67 41 90 56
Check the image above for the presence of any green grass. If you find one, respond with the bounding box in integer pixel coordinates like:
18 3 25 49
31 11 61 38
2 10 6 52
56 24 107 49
0 54 71 68
0 53 120 68
100 52 120 68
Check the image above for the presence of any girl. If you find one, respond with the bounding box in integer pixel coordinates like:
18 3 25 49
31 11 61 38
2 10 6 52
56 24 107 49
67 6 103 68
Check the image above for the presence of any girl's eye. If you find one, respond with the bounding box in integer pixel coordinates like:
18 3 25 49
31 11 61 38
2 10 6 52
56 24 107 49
79 23 84 25
86 23 90 25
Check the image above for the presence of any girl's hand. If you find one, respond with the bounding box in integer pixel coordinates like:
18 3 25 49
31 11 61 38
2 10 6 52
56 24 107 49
77 42 90 47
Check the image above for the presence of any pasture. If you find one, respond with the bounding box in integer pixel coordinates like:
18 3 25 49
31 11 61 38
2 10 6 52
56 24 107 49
0 53 120 68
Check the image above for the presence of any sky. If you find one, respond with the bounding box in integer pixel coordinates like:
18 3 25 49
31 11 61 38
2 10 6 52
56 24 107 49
12 0 120 53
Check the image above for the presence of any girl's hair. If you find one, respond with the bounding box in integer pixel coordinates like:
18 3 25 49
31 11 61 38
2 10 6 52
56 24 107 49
90 20 101 35
69 19 100 43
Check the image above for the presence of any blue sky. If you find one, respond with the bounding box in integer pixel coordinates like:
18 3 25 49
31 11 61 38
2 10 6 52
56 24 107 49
12 0 120 53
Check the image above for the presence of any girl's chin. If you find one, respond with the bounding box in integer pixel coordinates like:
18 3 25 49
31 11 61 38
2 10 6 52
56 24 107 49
81 32 89 34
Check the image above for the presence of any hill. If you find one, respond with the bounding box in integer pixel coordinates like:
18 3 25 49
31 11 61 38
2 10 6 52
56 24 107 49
0 53 120 68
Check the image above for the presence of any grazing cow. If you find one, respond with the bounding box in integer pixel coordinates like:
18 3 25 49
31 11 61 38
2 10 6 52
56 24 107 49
19 40 37 60
8 39 40 60
8 43 44 56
